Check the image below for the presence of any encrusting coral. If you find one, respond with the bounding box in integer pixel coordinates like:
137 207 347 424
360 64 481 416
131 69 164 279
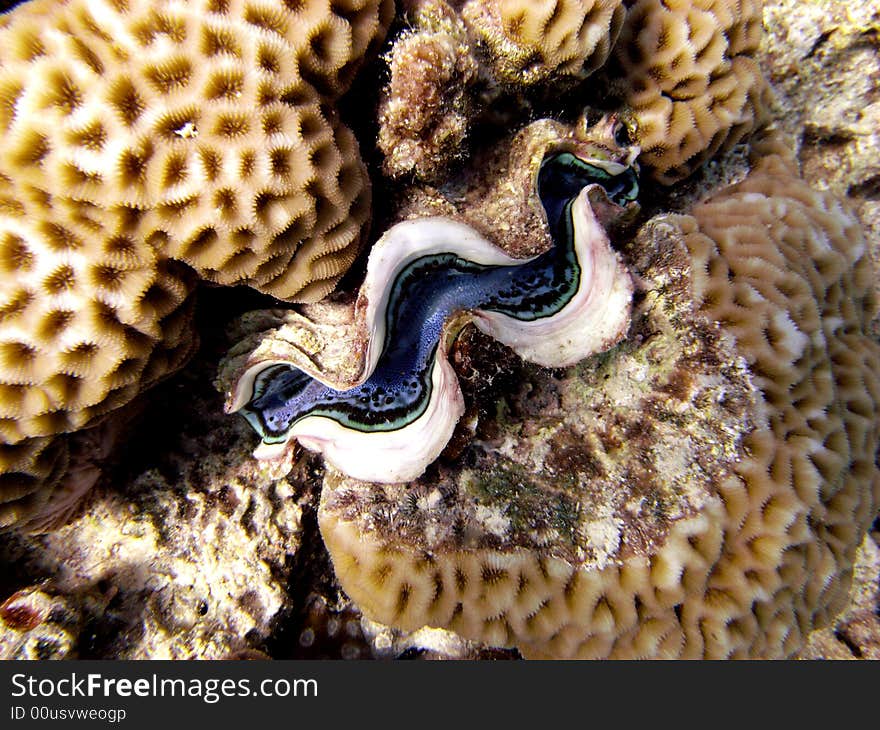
0 0 393 529
315 133 880 658
377 0 628 181
610 0 770 184
461 0 626 87
377 0 478 181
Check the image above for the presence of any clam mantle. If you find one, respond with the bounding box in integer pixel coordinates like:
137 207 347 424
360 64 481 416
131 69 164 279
224 152 639 482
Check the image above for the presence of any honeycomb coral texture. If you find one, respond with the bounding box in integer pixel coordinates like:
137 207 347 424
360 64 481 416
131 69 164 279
0 0 392 526
0 0 391 300
613 0 767 183
462 0 626 85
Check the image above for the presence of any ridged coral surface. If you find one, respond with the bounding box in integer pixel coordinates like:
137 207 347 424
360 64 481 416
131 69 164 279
612 0 769 183
317 148 880 658
462 0 626 85
0 0 391 300
0 0 392 528
0 435 68 529
679 152 880 648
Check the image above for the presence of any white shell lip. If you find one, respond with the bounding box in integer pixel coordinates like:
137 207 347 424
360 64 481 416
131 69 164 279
472 186 633 367
360 217 536 379
585 158 631 177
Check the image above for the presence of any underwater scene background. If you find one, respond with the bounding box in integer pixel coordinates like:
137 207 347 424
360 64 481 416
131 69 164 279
0 0 878 659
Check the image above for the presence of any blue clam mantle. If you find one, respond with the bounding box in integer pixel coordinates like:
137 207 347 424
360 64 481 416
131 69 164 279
229 153 638 482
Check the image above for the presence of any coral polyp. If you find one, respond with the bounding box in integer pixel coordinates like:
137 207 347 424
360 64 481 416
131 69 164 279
227 152 638 483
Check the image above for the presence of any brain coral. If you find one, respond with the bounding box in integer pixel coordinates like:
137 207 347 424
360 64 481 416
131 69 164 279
461 0 626 86
0 0 393 529
317 139 880 658
611 0 770 183
0 0 393 300
0 435 68 529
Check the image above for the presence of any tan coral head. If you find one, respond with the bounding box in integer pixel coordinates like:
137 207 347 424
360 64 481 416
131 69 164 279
0 0 395 302
224 150 640 483
612 0 768 183
0 0 396 529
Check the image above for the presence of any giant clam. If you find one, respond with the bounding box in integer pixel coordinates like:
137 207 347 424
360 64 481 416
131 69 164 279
222 119 641 483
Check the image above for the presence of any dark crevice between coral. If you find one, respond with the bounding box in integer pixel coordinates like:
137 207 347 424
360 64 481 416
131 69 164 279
801 125 855 147
106 282 278 487
848 175 880 201
262 483 373 659
833 628 864 658
0 539 54 608
804 29 836 60
446 326 528 453
0 0 24 15
333 14 396 296
77 583 145 659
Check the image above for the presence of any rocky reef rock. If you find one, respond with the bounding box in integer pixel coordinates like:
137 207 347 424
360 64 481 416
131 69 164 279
0 340 309 659
762 0 880 312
